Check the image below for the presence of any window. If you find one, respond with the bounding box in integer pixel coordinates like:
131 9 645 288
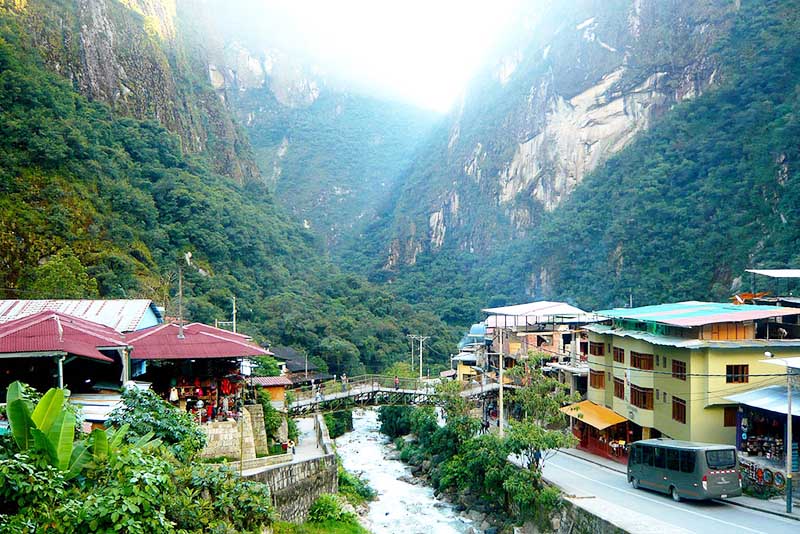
631 446 642 465
724 407 738 427
667 449 680 471
726 364 749 383
631 385 654 409
654 447 666 469
672 396 687 424
642 445 654 466
672 360 687 380
655 389 660 400
706 449 736 470
614 377 625 399
613 347 624 363
655 355 660 367
679 450 696 473
663 356 668 368
631 351 654 370
589 369 605 389
589 342 605 356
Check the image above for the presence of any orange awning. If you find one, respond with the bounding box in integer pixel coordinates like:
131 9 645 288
560 400 627 430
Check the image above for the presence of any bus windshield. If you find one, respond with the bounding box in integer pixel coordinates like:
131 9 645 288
706 449 736 470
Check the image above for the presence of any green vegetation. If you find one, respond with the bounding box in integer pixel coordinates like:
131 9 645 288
106 387 206 462
380 372 575 526
0 383 275 533
324 411 353 439
274 520 369 534
0 9 457 376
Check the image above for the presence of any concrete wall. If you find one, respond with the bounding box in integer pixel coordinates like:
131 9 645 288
245 404 269 457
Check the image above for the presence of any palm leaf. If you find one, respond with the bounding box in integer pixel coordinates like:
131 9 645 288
32 427 58 465
107 423 130 449
31 388 64 433
6 398 34 450
91 428 109 461
46 410 76 471
65 442 91 481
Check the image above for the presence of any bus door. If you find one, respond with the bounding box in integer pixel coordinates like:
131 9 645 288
650 446 669 493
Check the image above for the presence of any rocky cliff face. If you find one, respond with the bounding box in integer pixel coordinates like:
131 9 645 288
4 0 259 182
380 0 733 269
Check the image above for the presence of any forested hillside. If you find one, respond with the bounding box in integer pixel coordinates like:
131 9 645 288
0 6 456 374
349 0 800 313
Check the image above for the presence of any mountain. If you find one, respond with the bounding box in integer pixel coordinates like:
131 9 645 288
189 11 438 252
347 0 800 312
0 0 457 374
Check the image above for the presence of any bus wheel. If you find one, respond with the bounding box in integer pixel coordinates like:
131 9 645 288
671 486 681 502
631 478 640 489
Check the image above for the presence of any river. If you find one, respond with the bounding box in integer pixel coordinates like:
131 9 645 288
334 408 474 534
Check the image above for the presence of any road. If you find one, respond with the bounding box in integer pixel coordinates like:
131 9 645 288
542 451 799 534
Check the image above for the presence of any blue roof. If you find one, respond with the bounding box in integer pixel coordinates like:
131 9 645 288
595 301 799 327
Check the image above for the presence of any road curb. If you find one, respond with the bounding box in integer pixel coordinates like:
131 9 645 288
558 448 800 523
715 498 800 522
557 448 626 474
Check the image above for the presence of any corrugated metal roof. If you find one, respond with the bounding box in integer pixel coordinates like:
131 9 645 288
725 385 800 416
586 323 800 349
746 269 800 279
560 400 627 430
249 376 292 387
482 301 595 326
596 301 800 327
0 299 161 332
127 323 270 360
0 312 125 362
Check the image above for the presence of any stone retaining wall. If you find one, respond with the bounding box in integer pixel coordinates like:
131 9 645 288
244 414 338 523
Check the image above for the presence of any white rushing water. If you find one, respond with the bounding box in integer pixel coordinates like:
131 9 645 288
335 409 474 534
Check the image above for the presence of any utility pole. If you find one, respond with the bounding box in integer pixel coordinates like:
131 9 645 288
407 334 420 371
498 324 504 438
232 296 237 334
418 336 430 381
178 264 184 339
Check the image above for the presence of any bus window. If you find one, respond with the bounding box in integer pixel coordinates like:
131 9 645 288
631 446 641 465
680 450 696 473
706 449 736 470
667 449 680 471
654 447 666 469
642 445 653 466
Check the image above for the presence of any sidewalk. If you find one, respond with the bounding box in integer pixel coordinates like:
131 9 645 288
558 447 800 522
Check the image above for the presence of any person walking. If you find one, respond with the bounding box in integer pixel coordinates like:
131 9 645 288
288 438 296 455
533 449 542 470
394 375 400 390
341 373 348 392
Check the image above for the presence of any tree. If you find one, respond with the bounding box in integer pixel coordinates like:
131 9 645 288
252 356 281 377
26 247 99 299
506 366 578 469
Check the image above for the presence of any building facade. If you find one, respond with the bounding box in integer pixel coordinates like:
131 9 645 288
586 302 800 445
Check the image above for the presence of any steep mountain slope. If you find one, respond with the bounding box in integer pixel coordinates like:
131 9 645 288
351 0 800 312
0 1 456 373
185 1 438 251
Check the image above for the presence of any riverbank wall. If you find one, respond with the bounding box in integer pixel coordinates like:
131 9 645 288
245 414 338 522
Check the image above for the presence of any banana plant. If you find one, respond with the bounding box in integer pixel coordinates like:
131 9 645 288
7 381 89 478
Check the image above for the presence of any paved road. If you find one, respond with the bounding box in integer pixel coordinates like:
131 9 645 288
542 451 799 534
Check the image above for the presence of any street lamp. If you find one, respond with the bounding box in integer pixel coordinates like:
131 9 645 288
764 351 794 513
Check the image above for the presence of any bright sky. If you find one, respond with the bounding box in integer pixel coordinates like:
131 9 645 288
261 0 522 112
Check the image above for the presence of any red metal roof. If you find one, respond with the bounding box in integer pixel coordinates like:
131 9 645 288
0 312 125 362
249 376 292 387
127 323 270 360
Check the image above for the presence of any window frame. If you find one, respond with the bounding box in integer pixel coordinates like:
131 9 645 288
726 364 749 384
613 346 625 363
672 359 687 381
631 351 654 370
630 385 654 410
613 377 625 399
672 396 687 424
589 369 605 389
589 341 605 356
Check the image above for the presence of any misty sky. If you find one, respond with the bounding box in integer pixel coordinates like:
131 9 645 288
248 0 521 112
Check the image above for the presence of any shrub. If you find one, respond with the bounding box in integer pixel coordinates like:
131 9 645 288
308 494 356 524
324 411 353 439
107 387 206 461
337 461 376 505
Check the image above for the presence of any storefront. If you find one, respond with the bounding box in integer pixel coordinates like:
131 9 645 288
725 385 799 491
561 400 631 463
127 322 271 423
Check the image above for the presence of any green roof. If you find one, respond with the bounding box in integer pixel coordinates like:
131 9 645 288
595 301 798 327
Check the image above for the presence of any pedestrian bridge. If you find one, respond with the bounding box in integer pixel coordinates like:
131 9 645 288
286 375 507 416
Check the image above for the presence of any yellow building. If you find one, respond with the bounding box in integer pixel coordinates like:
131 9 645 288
585 301 800 445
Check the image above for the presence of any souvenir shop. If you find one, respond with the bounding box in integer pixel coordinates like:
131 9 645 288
135 358 253 423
